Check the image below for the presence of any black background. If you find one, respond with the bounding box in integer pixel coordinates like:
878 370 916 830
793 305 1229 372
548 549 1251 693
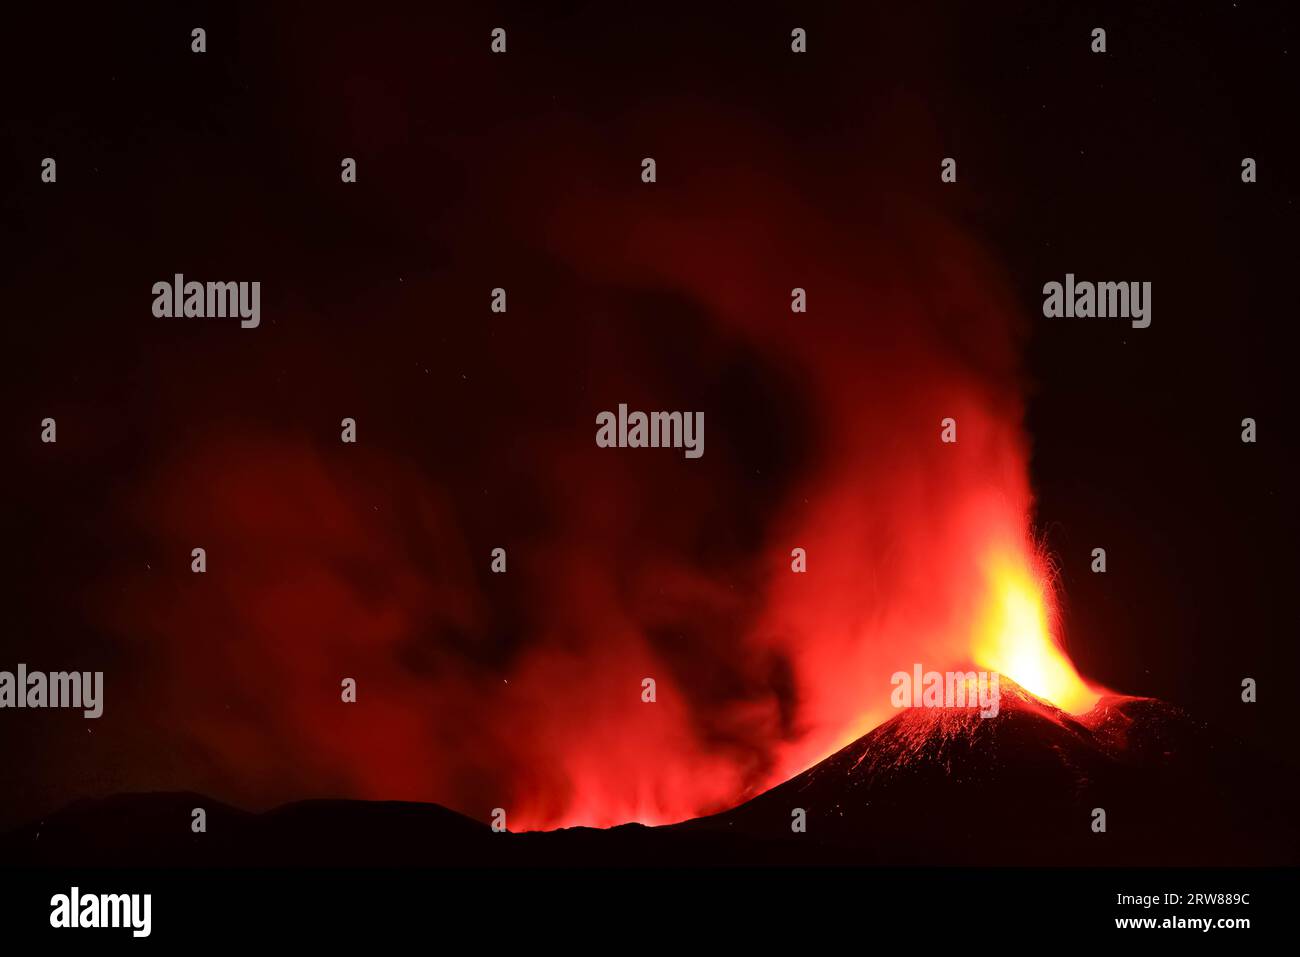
2 1 1296 851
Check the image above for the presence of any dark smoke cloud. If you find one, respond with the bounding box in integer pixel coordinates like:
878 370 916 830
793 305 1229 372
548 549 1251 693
4 5 1068 830
83 89 1044 828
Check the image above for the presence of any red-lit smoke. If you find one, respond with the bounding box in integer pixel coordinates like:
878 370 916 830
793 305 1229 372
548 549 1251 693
98 97 1101 831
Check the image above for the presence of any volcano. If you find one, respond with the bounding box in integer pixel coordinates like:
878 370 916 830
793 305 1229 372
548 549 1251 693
669 677 1216 864
4 677 1255 867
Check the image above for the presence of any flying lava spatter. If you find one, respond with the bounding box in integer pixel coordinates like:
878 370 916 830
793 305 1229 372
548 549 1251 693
971 545 1100 715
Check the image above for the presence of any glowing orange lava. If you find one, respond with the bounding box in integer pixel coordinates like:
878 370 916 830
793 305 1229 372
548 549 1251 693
970 547 1100 714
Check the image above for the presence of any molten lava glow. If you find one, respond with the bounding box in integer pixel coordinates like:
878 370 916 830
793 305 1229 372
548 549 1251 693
970 549 1100 714
98 95 1112 834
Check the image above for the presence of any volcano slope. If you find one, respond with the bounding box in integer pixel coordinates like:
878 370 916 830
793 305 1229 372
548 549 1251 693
663 677 1221 865
2 679 1266 866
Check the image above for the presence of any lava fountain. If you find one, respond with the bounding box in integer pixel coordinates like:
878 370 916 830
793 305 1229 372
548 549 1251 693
971 546 1101 715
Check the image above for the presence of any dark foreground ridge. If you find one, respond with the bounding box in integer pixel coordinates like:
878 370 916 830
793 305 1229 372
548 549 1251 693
1 681 1276 866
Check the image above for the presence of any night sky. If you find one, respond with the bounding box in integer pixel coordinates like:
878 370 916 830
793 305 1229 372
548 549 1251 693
2 2 1296 846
